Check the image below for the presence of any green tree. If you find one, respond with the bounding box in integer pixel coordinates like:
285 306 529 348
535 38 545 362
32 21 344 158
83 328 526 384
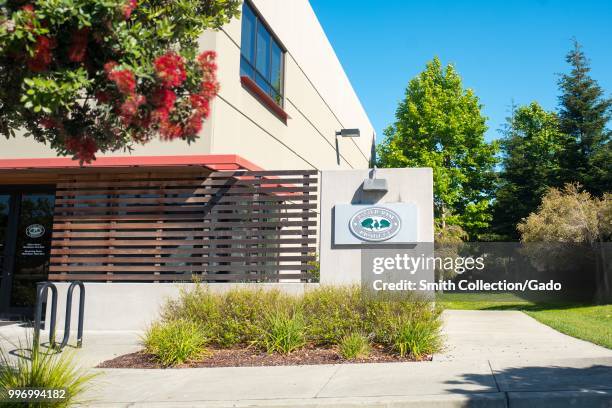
377 57 498 239
557 40 611 195
0 0 241 162
492 102 567 239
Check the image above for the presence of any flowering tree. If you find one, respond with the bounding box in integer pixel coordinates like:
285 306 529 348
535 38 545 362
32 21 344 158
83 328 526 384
0 0 240 162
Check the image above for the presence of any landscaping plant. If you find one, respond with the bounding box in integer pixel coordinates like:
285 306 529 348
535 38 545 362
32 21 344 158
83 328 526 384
260 309 306 355
301 285 363 345
338 333 371 360
143 319 208 366
0 335 97 407
154 285 443 363
391 319 443 359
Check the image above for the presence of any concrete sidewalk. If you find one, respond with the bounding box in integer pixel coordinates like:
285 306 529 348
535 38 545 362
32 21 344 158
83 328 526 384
438 310 612 362
2 311 612 407
0 323 141 368
82 357 612 407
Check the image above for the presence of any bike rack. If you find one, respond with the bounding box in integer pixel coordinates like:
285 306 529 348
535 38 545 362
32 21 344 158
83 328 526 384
33 282 57 349
34 281 85 351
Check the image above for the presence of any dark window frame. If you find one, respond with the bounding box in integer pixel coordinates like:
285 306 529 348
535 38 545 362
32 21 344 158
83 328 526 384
240 0 285 107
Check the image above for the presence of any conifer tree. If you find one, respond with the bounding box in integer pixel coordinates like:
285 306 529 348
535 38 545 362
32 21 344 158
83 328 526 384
558 40 611 195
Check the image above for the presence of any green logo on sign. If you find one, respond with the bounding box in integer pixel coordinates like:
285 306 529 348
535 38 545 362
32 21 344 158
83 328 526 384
349 207 401 242
360 217 392 231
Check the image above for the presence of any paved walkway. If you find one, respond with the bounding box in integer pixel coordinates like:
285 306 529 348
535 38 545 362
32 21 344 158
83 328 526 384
1 311 611 407
438 310 612 362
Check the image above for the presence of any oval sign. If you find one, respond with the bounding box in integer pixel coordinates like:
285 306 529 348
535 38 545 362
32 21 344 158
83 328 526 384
349 207 401 242
26 224 45 239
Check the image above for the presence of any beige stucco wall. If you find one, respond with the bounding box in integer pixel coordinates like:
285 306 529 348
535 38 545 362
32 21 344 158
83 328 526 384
1 0 374 170
319 168 435 285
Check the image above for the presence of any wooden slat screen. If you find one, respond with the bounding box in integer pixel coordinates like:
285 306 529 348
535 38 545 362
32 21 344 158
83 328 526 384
48 169 318 282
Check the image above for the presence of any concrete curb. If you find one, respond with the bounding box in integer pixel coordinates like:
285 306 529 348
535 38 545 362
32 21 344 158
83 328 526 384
507 389 612 408
85 390 612 408
88 392 508 408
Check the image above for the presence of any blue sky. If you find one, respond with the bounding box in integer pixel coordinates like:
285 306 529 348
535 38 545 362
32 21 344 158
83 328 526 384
309 0 612 143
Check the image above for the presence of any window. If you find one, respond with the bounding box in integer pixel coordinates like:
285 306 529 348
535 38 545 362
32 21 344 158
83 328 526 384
240 1 284 106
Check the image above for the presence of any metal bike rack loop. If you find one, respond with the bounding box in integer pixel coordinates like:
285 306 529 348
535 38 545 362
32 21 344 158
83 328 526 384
34 282 58 349
58 281 85 349
33 281 85 351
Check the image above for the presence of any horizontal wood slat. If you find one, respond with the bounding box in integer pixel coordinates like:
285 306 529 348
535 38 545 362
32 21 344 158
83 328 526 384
52 238 316 246
53 222 314 232
51 203 317 221
52 220 313 230
53 196 316 213
50 169 318 283
51 264 315 272
55 178 316 195
50 255 316 264
54 230 316 241
48 273 313 282
50 247 313 255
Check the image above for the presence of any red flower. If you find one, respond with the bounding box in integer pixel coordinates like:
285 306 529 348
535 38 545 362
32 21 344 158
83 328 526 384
108 68 136 95
27 36 56 72
152 88 176 112
21 4 35 13
197 50 218 76
197 50 216 66
119 93 146 124
159 120 183 140
154 52 186 88
199 80 218 100
152 107 169 124
123 0 137 19
65 136 98 163
190 94 211 118
184 113 203 135
104 61 118 73
68 28 89 62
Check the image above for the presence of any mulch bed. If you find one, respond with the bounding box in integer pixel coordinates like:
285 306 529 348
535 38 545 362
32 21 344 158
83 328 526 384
98 345 431 369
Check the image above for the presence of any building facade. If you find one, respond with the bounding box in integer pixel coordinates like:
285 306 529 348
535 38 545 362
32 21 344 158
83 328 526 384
2 0 374 170
0 0 375 318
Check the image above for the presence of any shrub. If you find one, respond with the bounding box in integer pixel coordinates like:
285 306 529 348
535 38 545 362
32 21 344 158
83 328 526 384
518 183 611 243
518 184 612 302
158 285 443 359
216 289 294 347
302 286 363 345
260 310 306 354
163 286 295 348
307 253 320 283
363 293 443 358
0 336 97 407
338 333 370 360
390 318 442 359
143 319 207 366
162 284 221 339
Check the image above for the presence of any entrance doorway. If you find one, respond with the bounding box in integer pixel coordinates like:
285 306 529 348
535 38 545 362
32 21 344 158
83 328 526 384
0 186 55 318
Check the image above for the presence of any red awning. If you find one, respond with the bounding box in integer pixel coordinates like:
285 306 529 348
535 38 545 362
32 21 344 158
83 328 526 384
0 154 263 172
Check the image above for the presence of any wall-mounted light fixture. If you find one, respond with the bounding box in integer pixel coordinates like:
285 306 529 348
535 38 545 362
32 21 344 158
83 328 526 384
335 128 360 165
335 128 361 138
362 166 388 192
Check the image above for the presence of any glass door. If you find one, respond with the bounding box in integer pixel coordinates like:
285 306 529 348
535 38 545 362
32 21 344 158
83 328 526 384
0 194 12 312
0 188 55 318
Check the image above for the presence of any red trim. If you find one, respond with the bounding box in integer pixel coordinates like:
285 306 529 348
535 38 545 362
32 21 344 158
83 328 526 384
0 154 264 171
240 75 289 123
